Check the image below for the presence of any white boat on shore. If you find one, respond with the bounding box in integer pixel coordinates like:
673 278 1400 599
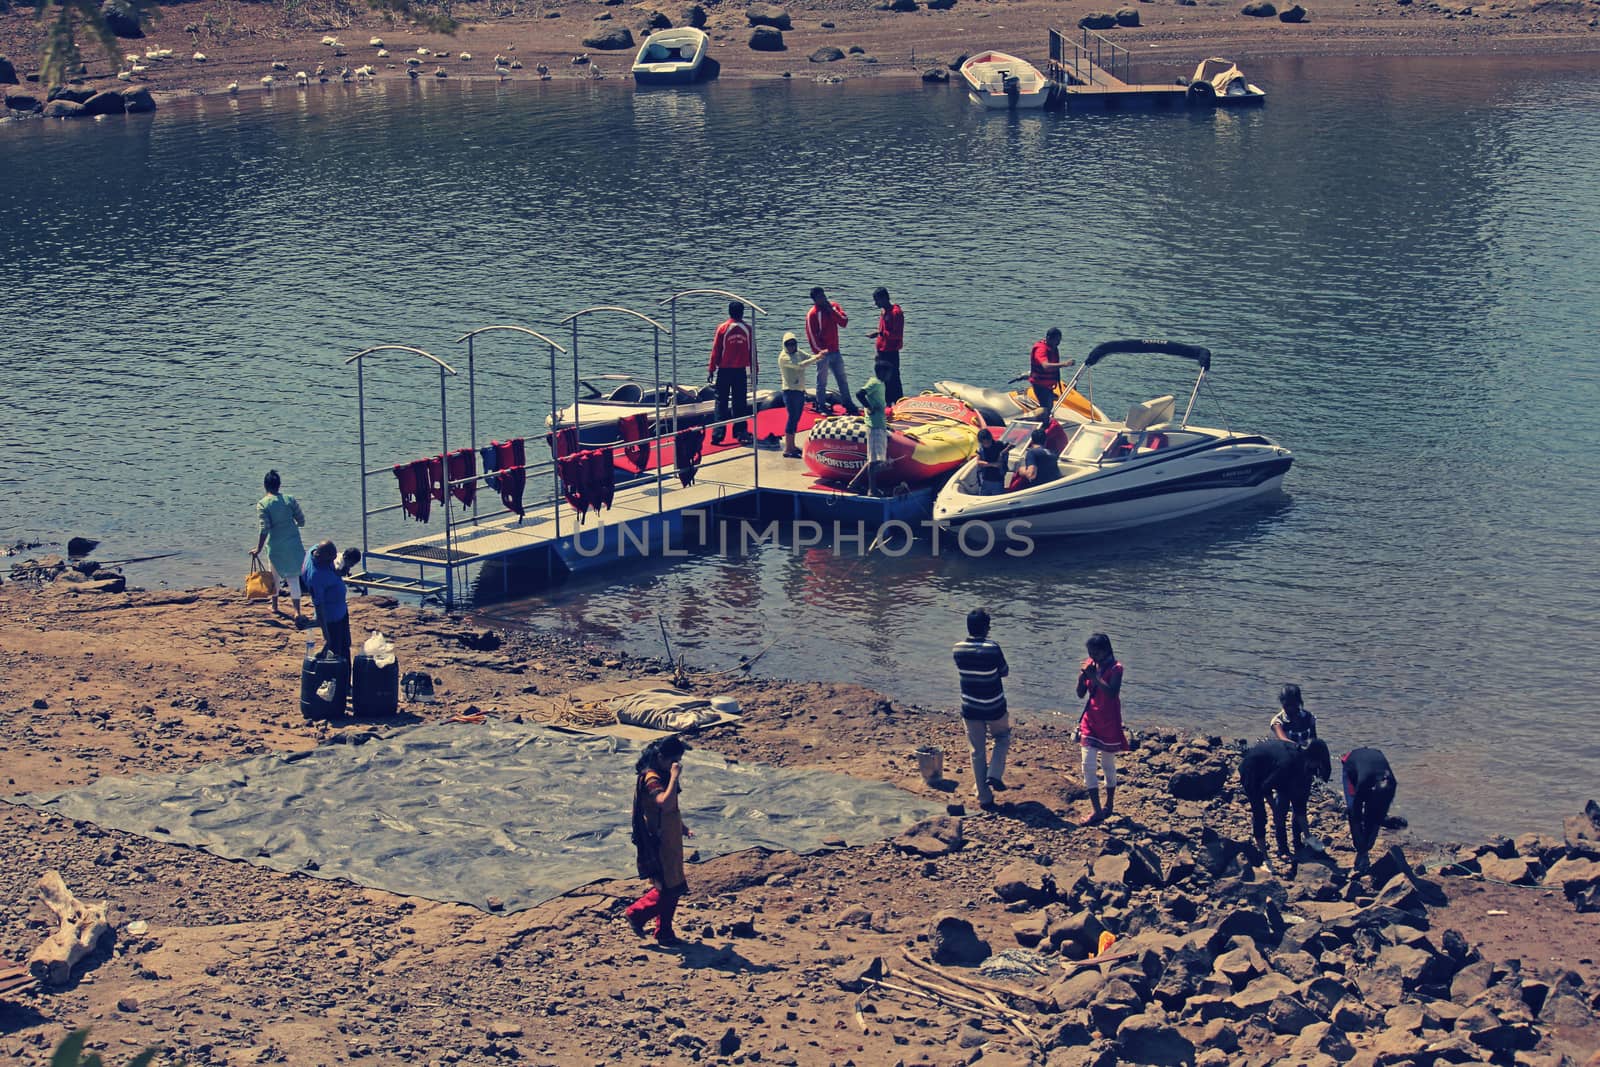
959 51 1053 110
631 28 709 86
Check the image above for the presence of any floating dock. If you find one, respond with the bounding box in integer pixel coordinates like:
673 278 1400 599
1048 28 1191 112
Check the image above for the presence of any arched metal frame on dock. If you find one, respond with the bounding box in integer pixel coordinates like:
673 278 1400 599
557 304 676 512
454 325 570 541
345 344 460 605
660 288 768 492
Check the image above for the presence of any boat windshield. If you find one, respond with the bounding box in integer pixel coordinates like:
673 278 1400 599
1063 426 1119 463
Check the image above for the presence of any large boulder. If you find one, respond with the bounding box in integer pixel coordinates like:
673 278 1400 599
931 913 990 966
1088 977 1144 1033
921 67 950 82
1114 6 1141 25
49 86 96 103
42 99 86 119
81 90 127 116
1169 765 1228 802
6 90 43 112
1563 799 1600 852
891 815 962 857
747 26 786 51
810 46 846 62
1544 855 1600 911
1115 1014 1195 1065
1241 1 1276 13
745 2 792 29
0 56 19 85
582 24 635 49
680 3 707 27
1278 3 1308 19
888 0 918 10
101 0 145 38
638 10 672 31
1078 11 1117 28
926 0 957 8
1090 843 1164 889
1152 946 1213 1010
995 860 1055 906
120 86 155 113
1477 853 1540 885
1052 909 1106 958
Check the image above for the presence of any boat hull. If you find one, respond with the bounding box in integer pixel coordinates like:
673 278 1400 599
960 51 1053 110
934 448 1292 537
966 89 1051 110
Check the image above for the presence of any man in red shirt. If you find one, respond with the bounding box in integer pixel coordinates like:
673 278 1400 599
708 301 755 445
868 286 905 406
805 286 861 416
1028 327 1073 421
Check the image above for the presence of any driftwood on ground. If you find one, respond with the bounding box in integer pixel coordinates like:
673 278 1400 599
27 870 111 986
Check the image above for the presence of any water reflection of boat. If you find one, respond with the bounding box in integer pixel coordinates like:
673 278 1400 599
631 28 709 85
547 373 777 446
1184 57 1266 106
960 51 1052 110
934 339 1293 537
803 394 988 487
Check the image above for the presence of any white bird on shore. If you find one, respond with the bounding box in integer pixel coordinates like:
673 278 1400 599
295 70 308 85
193 52 207 62
157 48 173 59
272 60 288 71
369 37 385 47
261 75 275 88
145 48 160 60
571 53 589 65
416 47 430 55
321 35 338 45
315 64 327 77
130 63 147 74
124 52 139 64
495 65 510 80
531 62 543 76
117 70 132 81
355 64 375 78
434 66 448 78
460 52 472 61
226 81 239 94
406 56 421 67
376 49 390 58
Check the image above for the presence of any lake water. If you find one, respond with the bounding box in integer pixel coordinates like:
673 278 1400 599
4 55 1598 840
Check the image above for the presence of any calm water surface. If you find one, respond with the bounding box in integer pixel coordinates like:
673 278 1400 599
4 55 1599 839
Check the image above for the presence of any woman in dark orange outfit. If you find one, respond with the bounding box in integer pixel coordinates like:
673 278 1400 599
625 737 691 944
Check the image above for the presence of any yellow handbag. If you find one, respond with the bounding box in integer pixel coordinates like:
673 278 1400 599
244 557 275 601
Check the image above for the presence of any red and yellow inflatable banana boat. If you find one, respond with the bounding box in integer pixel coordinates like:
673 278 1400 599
803 394 988 486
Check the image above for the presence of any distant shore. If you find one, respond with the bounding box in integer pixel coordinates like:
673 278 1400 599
3 0 1598 110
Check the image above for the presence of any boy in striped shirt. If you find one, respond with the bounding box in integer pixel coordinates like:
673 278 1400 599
952 609 1012 810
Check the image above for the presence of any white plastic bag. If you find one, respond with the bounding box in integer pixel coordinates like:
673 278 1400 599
363 631 397 668
316 679 337 701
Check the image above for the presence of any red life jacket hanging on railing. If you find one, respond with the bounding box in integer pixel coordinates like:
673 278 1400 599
588 449 616 511
495 438 526 518
558 450 590 520
618 414 651 472
395 462 424 521
447 448 476 507
548 426 580 463
407 458 433 522
425 455 447 505
675 427 705 488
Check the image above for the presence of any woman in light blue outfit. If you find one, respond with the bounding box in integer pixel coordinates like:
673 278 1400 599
250 469 307 621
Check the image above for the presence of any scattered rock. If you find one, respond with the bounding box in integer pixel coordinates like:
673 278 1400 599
810 46 846 62
81 90 126 116
996 859 1054 905
1115 1013 1194 1065
42 99 87 118
1241 1 1276 14
66 537 99 556
926 0 957 9
921 67 950 82
638 10 672 31
582 24 635 49
5 90 42 113
101 0 145 38
1477 853 1539 885
748 26 786 51
834 955 887 991
1089 978 1144 1033
892 816 962 857
1562 799 1600 851
681 4 708 28
1079 11 1118 28
0 56 18 85
931 913 990 966
121 86 155 113
1278 3 1308 19
1115 7 1142 25
1169 765 1227 802
888 0 918 9
745 2 792 29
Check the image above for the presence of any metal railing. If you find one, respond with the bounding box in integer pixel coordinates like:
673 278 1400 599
1048 26 1132 87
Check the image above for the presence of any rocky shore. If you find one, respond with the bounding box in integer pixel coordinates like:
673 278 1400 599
4 0 1599 120
1 549 1598 1065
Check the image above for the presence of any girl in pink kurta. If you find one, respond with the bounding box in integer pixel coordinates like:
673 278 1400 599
1076 632 1127 825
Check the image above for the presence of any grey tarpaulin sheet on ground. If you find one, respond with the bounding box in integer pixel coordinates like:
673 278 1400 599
8 721 941 913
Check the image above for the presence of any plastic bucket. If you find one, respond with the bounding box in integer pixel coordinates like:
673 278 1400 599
914 745 944 784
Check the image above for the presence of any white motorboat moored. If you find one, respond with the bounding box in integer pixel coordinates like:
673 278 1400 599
959 51 1053 110
631 27 709 85
933 340 1292 537
1184 57 1266 106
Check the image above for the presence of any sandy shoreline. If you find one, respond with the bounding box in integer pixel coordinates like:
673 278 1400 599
2 567 1598 1065
3 0 1599 110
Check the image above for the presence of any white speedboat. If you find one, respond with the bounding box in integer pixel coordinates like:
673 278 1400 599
548 374 778 446
1185 57 1266 106
933 340 1292 537
631 27 709 86
959 51 1053 110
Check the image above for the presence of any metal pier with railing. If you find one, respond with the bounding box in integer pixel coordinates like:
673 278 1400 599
343 290 935 609
1047 28 1189 111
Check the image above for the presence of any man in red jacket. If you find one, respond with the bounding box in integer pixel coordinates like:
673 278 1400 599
869 286 905 406
806 286 861 417
1029 327 1073 421
708 301 755 445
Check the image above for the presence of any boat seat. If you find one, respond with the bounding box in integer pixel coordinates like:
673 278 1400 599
608 383 644 403
1125 395 1175 432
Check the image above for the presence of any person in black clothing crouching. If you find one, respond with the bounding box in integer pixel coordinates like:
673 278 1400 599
1342 747 1397 874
